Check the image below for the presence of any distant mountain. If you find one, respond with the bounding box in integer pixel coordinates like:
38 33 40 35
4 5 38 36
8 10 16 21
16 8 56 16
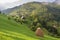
1 5 21 14
1 1 60 14
0 2 49 14
0 1 22 11
0 6 5 11
53 0 60 5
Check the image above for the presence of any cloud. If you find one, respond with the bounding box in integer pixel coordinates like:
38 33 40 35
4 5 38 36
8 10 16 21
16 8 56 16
0 0 55 4
0 0 19 4
0 0 55 10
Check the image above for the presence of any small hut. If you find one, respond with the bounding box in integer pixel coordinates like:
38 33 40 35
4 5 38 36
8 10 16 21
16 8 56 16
35 27 44 37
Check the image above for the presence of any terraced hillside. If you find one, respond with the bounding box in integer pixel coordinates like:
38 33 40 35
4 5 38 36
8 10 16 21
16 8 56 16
0 14 60 40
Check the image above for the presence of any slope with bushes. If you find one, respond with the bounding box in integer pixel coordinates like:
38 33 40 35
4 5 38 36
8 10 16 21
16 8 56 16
9 2 60 37
0 14 39 40
0 14 60 40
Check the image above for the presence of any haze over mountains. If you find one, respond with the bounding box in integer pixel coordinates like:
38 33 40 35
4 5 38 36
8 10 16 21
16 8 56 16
0 0 60 14
54 0 60 5
0 0 57 11
0 1 22 11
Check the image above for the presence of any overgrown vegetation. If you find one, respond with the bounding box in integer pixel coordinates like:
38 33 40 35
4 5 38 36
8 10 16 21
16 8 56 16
8 2 60 37
0 13 60 40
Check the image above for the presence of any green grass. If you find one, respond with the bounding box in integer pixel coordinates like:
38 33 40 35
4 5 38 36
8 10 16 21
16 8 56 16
0 14 60 40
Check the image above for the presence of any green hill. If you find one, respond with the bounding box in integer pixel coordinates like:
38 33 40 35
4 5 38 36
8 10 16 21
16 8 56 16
9 2 60 37
0 14 39 40
0 2 60 40
0 14 60 40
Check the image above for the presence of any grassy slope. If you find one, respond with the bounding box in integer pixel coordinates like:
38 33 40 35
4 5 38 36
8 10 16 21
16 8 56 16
0 14 60 40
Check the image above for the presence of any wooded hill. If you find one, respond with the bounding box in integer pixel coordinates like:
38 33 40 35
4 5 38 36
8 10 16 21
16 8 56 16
8 2 60 37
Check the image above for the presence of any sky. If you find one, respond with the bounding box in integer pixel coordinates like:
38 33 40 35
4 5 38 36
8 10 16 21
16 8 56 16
0 0 56 10
0 0 55 4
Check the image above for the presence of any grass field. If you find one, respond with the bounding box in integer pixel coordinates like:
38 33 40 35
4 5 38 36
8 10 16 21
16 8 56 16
0 14 60 40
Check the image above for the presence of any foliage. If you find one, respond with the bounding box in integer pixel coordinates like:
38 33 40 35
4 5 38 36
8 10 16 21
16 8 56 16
9 2 60 37
1 14 60 40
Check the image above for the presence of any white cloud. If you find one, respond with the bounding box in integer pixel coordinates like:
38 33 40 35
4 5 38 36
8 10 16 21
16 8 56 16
0 0 21 10
0 0 55 10
0 0 55 4
0 0 19 4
